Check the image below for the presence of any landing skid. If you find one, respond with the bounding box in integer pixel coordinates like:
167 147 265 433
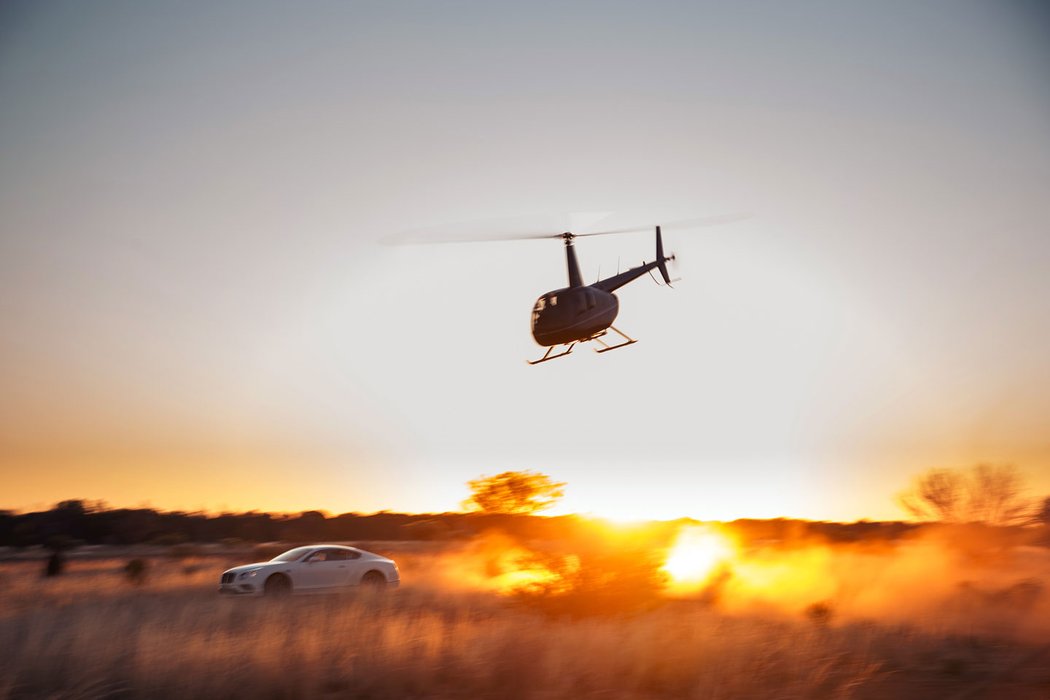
528 326 637 364
527 341 578 365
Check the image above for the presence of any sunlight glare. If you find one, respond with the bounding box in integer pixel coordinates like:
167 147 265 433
661 526 736 594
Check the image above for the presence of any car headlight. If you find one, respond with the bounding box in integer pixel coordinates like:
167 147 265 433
239 568 261 579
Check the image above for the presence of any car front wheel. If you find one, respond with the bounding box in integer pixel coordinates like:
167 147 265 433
264 573 292 597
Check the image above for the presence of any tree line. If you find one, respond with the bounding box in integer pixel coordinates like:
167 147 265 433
0 499 1029 552
3 465 1046 550
0 500 570 549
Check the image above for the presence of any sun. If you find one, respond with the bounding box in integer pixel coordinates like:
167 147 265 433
661 526 735 594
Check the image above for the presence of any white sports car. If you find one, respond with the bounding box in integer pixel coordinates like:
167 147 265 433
218 544 400 596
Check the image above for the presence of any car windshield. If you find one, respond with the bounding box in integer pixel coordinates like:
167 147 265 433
270 546 314 562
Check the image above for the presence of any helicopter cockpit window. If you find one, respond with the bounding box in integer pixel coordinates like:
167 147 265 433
534 298 546 312
549 295 558 306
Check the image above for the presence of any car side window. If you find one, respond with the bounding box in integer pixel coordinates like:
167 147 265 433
324 549 350 561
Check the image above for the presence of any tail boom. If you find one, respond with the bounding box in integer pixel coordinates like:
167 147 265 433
591 226 675 293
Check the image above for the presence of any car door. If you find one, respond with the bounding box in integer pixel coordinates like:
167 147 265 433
343 549 367 584
298 549 351 590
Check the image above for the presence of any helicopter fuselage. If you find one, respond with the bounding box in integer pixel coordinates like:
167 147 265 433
526 227 675 361
531 286 619 347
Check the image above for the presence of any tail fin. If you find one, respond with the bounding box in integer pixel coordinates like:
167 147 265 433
655 226 673 285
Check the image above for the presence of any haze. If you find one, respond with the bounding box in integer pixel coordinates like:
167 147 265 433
1 1 1048 520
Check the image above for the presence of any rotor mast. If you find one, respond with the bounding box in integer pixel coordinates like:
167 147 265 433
562 233 585 288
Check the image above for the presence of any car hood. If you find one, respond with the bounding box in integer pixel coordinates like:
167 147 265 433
222 562 283 575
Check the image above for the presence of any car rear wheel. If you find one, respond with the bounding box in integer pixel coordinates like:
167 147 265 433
264 573 291 597
359 571 387 592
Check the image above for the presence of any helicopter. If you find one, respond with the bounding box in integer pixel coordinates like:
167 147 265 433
526 226 676 364
388 213 745 364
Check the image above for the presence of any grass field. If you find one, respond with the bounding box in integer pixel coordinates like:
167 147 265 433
0 538 1048 699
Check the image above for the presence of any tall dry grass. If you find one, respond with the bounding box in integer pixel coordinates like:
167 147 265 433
0 544 1046 699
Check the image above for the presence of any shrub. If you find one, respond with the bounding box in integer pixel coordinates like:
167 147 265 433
124 558 148 585
805 601 834 627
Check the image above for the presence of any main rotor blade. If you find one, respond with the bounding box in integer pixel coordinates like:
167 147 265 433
383 213 574 246
383 212 749 246
572 213 751 238
385 230 560 245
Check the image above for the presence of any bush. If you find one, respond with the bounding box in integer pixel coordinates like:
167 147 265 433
43 551 65 578
513 540 669 618
124 558 148 585
805 601 834 627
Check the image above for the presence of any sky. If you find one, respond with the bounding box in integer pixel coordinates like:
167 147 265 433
1 1 1048 521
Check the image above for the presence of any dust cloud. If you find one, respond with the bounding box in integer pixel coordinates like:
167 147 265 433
401 523 1049 640
671 525 1049 641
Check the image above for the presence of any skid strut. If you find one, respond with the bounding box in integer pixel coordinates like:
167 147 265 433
593 326 636 354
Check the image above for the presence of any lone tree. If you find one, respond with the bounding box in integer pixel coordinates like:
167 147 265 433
1034 496 1050 527
463 470 566 515
898 463 1034 526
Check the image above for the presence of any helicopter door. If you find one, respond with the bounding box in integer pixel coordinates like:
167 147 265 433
580 289 596 313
